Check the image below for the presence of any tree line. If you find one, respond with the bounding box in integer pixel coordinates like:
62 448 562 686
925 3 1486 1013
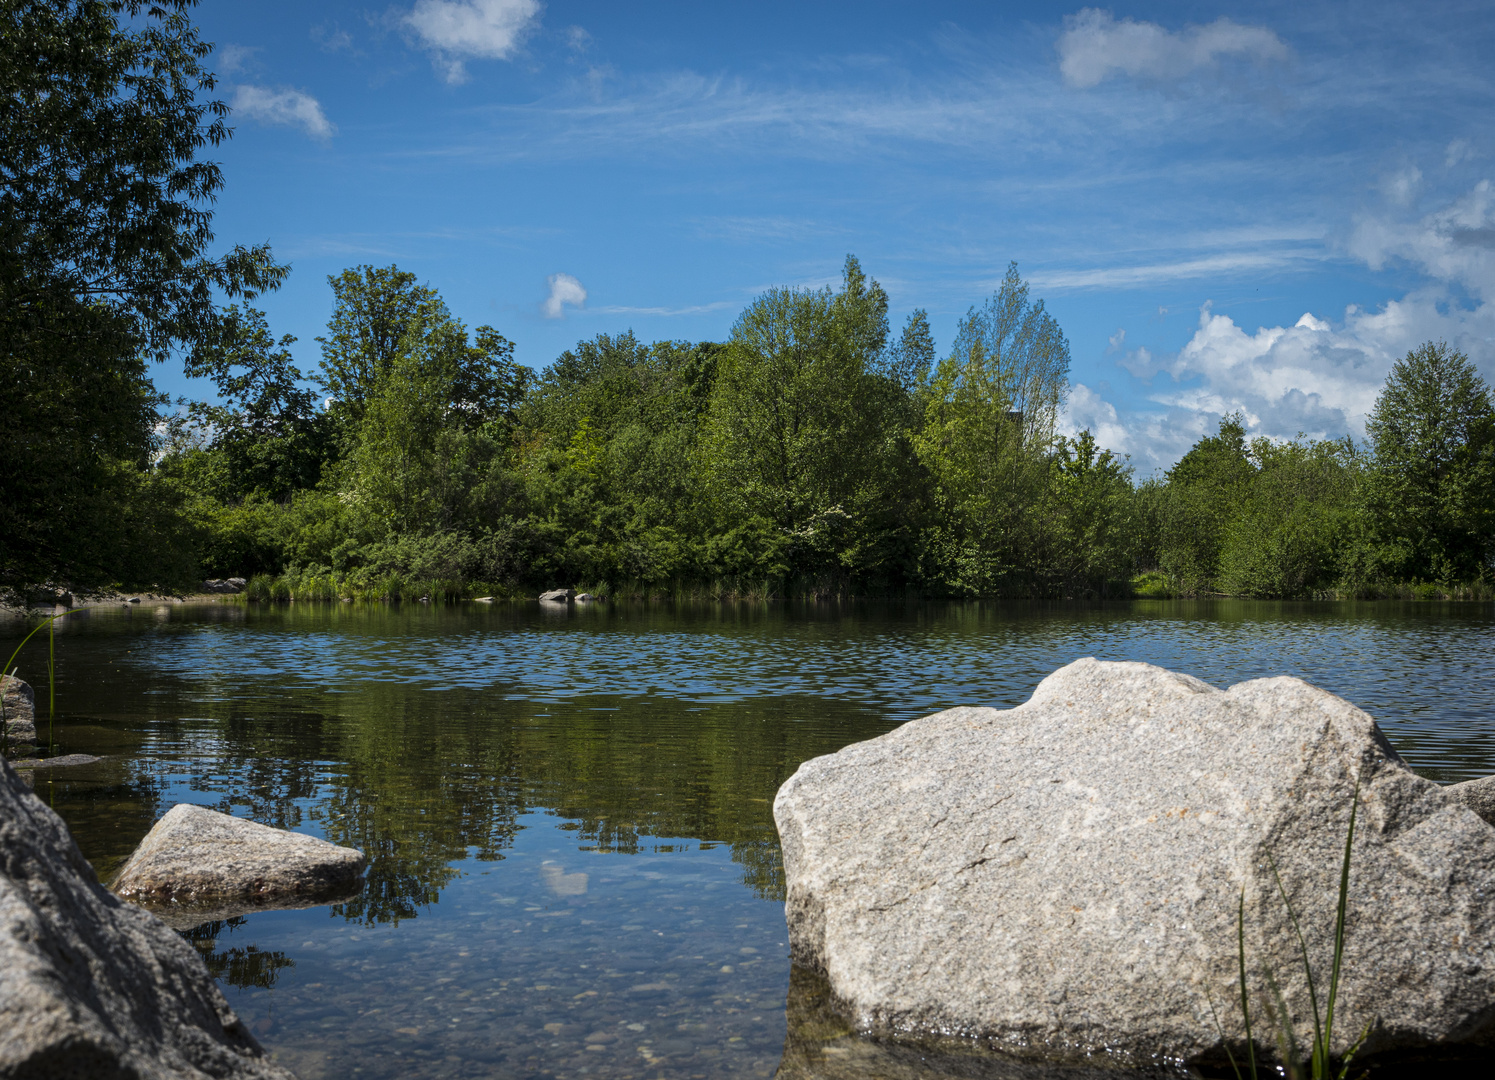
4 3 1493 604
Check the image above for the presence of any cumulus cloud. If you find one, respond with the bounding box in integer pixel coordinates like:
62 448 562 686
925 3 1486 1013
404 0 543 84
542 272 586 318
1057 8 1288 89
1076 291 1495 472
231 85 335 140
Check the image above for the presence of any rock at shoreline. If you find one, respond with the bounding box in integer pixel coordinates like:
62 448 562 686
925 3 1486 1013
539 588 575 603
774 658 1495 1069
1447 774 1495 826
2 674 37 750
112 804 367 913
0 756 297 1078
9 753 103 771
202 577 247 595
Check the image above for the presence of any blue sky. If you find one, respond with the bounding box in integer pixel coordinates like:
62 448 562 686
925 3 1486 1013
181 0 1495 472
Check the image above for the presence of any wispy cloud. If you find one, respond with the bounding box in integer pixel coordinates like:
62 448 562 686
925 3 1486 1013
591 301 737 317
542 272 586 318
216 44 260 77
404 0 544 84
1056 8 1288 89
231 85 335 140
1031 248 1326 291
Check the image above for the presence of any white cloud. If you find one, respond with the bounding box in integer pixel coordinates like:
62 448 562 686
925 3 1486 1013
1057 8 1288 89
1349 179 1495 301
216 44 260 77
404 0 543 84
1446 139 1473 169
1381 164 1422 207
231 85 335 140
1083 291 1495 472
542 272 586 318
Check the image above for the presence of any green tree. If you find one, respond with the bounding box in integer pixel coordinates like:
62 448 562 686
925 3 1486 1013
913 264 1070 594
179 306 332 501
1 0 284 595
1360 342 1495 583
1157 413 1254 594
1042 430 1137 594
316 265 445 423
699 256 917 587
1218 437 1360 598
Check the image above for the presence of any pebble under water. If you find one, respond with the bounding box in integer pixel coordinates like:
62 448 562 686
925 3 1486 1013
6 598 1495 1078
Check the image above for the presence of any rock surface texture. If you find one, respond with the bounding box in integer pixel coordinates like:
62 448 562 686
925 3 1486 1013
774 658 1495 1069
1 674 36 750
0 755 297 1079
539 588 575 602
201 577 247 594
1446 774 1495 826
112 804 367 912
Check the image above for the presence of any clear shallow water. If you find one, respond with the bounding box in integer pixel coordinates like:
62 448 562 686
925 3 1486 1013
6 599 1495 1078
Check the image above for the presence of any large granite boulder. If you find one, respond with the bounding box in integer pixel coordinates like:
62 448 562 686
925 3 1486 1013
774 658 1495 1070
0 755 297 1078
112 804 367 917
1 674 36 751
539 588 575 603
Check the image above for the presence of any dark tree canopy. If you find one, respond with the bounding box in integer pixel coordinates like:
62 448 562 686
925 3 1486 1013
2 0 286 596
1 0 285 359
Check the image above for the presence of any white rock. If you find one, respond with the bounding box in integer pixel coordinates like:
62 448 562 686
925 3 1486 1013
112 804 367 912
774 658 1495 1069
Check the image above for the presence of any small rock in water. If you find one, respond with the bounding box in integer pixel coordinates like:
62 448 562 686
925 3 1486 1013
1 674 37 749
574 592 595 602
113 804 367 915
774 657 1495 1069
9 753 103 770
124 597 141 604
472 595 496 602
539 588 575 603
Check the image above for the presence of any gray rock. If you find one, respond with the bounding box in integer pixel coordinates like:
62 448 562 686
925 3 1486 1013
574 592 596 602
9 753 103 770
112 804 367 913
0 755 297 1079
201 578 246 595
774 658 1495 1070
539 588 575 603
1 674 36 749
1446 774 1495 826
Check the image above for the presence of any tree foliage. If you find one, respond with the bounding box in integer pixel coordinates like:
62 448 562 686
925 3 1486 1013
1361 342 1495 582
1 0 283 597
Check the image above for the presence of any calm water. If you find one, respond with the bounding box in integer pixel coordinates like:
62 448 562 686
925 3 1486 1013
6 599 1495 1078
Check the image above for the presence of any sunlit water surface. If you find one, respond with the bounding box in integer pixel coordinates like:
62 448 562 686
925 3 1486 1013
6 599 1494 1078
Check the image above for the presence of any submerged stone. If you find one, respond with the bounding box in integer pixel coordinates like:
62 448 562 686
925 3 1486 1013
112 804 367 913
0 756 297 1079
774 658 1495 1069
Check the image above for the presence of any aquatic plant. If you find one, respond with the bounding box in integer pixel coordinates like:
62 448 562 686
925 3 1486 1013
1212 779 1370 1079
1 608 78 758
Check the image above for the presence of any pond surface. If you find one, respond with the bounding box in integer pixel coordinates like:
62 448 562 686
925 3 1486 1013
5 599 1495 1078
